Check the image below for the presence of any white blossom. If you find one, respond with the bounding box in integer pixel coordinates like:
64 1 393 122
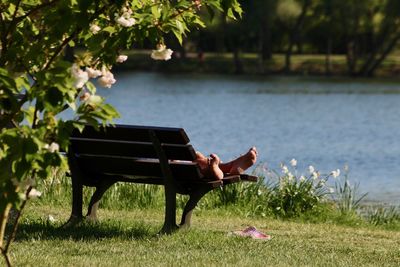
308 165 315 174
287 172 294 181
329 188 335 193
90 24 101 34
28 188 42 199
80 91 91 101
115 8 136 27
122 6 133 15
312 171 319 180
290 158 297 167
151 44 173 61
98 67 116 88
71 64 89 88
116 55 128 63
299 175 306 182
45 142 59 153
87 95 102 107
85 67 102 78
331 169 341 178
116 16 136 27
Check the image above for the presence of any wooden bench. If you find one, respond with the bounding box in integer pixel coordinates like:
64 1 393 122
65 124 257 233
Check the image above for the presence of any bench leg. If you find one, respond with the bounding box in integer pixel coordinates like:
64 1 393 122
86 180 115 221
179 187 211 229
62 170 84 228
160 185 179 234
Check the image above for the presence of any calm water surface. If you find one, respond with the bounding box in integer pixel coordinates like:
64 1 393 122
97 72 400 204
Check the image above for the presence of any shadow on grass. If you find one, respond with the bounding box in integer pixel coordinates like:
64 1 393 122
14 219 159 242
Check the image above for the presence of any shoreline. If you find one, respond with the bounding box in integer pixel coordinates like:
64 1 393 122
115 50 400 81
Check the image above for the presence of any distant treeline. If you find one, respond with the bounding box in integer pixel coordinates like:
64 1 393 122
162 0 400 77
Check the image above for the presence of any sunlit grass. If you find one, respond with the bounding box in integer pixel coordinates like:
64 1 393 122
8 205 400 267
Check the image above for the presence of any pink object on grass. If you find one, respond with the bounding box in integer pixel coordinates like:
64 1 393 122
231 226 271 240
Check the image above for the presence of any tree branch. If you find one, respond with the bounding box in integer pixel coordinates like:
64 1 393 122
14 0 60 24
3 186 32 255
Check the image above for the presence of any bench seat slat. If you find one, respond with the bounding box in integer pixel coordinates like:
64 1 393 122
105 176 225 189
76 156 203 181
70 138 196 161
72 124 190 145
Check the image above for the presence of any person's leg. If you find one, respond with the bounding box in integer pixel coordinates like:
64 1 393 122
218 147 258 174
194 147 258 177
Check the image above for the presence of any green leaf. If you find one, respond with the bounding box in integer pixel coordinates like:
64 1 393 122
103 26 116 34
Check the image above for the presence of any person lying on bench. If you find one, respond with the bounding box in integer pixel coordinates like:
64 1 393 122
194 147 258 180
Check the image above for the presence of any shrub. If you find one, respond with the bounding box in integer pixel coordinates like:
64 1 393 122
333 165 368 214
364 206 400 226
264 159 336 218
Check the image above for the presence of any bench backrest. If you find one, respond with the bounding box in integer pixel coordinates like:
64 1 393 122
69 124 203 183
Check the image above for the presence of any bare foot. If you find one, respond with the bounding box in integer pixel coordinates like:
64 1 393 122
209 154 224 180
195 151 208 172
195 152 224 180
223 147 258 175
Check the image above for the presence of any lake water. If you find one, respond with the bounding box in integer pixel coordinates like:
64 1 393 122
97 72 400 205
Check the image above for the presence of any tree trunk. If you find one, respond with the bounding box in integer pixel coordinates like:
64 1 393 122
284 0 311 73
0 204 11 250
346 40 357 76
216 13 227 53
259 23 272 73
325 37 332 75
284 41 294 73
364 33 400 77
233 48 243 74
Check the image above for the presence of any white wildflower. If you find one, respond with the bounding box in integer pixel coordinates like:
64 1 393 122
90 24 101 34
299 175 306 182
329 188 335 193
344 164 349 172
287 172 294 181
281 165 289 174
290 158 297 167
331 169 341 178
257 189 262 196
116 55 128 63
312 171 319 180
71 64 89 88
308 165 315 174
98 67 116 88
28 188 42 199
151 44 173 61
47 215 56 223
85 67 102 78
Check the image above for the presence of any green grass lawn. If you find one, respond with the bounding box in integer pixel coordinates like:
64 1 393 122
7 204 400 267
